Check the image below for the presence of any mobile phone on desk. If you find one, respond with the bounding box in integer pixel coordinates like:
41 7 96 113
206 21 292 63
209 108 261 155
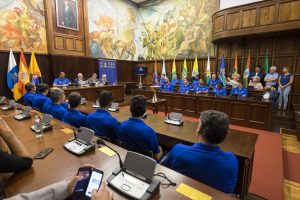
72 167 103 200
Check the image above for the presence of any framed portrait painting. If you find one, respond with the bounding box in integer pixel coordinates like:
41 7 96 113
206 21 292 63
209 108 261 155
55 0 79 31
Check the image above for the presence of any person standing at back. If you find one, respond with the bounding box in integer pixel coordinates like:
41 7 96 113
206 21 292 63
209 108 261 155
32 84 49 111
87 91 121 144
43 88 67 120
278 67 294 110
120 95 162 160
62 92 87 128
23 83 36 106
162 110 238 193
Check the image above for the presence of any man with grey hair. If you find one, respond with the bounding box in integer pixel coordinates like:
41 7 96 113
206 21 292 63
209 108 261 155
264 66 279 90
43 88 67 120
99 74 109 85
74 73 87 86
163 110 238 194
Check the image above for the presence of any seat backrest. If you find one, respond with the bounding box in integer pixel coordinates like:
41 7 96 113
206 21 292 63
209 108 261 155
120 143 153 158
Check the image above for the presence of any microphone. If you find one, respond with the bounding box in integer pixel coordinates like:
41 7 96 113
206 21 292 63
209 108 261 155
96 138 123 169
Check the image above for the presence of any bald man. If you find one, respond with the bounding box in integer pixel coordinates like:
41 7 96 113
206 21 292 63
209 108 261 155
53 72 71 87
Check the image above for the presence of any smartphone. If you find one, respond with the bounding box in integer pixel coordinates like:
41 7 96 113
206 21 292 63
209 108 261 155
72 167 103 200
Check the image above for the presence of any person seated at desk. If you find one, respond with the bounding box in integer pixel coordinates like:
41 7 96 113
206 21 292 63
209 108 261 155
249 65 264 84
249 76 263 91
226 74 240 88
208 73 221 87
5 166 112 200
171 74 181 85
263 86 280 109
194 79 208 94
230 79 248 97
74 73 86 86
192 75 200 87
213 83 227 96
99 74 109 85
162 110 238 193
43 88 67 120
32 84 50 111
161 77 174 92
53 72 71 87
0 117 33 187
264 66 279 90
62 92 87 128
120 95 162 160
159 74 166 85
87 73 100 85
23 82 36 106
179 78 192 94
87 91 121 144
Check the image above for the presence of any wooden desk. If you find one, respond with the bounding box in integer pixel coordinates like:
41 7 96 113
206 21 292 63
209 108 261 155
79 102 258 199
63 85 125 103
147 99 168 115
3 116 235 200
133 89 272 130
293 104 300 141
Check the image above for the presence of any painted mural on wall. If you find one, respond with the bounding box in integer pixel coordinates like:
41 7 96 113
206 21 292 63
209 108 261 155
0 0 47 53
88 0 139 61
138 0 219 60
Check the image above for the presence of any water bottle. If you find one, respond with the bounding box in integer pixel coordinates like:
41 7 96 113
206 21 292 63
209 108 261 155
34 115 43 139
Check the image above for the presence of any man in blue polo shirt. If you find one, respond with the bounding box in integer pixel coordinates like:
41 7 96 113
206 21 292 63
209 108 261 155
213 83 227 96
171 74 180 85
161 77 174 92
53 72 71 86
62 92 87 128
23 83 36 106
87 91 121 144
163 110 238 193
159 74 166 85
208 73 221 87
230 79 248 97
32 84 50 111
43 88 67 120
120 95 162 160
194 79 208 94
179 78 192 94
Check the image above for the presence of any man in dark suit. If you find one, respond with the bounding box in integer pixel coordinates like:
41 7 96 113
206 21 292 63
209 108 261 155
249 65 264 84
62 0 75 28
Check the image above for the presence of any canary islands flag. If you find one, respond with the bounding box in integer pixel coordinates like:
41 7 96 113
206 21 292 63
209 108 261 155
7 50 22 100
29 51 42 85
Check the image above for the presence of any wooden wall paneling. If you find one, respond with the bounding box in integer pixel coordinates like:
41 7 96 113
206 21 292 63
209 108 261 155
295 56 300 74
242 9 257 28
229 102 248 122
211 0 300 42
226 11 241 30
293 76 300 93
278 0 300 22
183 96 197 117
214 99 229 114
248 104 269 126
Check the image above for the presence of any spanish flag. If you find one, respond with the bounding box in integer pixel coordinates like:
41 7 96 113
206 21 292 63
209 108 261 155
7 50 22 100
29 51 42 85
18 51 30 96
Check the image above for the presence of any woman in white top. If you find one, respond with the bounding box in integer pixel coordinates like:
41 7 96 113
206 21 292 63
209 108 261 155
249 76 263 91
227 74 240 88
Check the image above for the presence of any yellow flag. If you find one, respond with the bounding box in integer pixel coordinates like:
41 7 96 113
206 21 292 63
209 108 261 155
192 55 199 77
29 51 41 84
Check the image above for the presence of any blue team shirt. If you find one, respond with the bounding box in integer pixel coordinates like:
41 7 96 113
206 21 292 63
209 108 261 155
230 87 248 97
23 92 36 106
208 78 221 87
179 84 192 94
43 102 67 120
53 78 71 85
62 110 88 128
163 143 238 193
171 79 180 85
194 85 208 93
87 109 121 142
161 83 174 92
192 80 199 87
43 99 69 113
32 94 49 111
159 77 166 85
213 87 227 96
120 118 160 154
